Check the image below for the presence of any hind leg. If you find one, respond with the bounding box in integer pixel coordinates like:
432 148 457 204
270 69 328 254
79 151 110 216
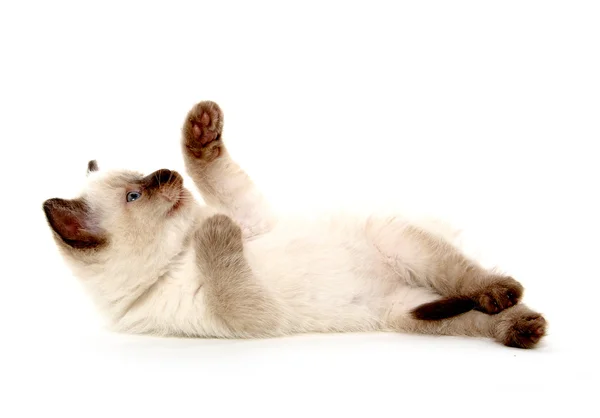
367 216 523 315
390 303 547 349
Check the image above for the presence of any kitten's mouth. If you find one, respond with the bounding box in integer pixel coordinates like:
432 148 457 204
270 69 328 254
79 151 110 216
165 189 189 216
170 196 184 212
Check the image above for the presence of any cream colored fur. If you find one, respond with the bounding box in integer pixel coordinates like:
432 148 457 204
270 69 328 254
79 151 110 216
43 100 547 348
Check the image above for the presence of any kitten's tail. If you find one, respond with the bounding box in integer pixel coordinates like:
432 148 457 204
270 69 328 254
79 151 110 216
411 297 475 321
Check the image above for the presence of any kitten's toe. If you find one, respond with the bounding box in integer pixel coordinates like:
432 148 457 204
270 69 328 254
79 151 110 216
183 101 224 161
499 311 547 349
474 276 523 314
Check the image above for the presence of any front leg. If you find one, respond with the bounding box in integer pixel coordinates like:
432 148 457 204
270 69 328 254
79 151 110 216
194 214 282 337
182 101 274 237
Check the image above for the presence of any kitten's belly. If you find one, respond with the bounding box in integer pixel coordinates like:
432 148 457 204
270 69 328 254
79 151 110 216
243 214 396 331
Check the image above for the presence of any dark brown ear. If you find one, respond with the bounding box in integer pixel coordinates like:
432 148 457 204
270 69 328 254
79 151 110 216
87 160 99 175
43 198 105 249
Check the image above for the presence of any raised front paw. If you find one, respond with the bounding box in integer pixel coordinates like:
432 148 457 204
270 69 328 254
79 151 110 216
183 100 224 162
473 276 523 315
196 214 244 256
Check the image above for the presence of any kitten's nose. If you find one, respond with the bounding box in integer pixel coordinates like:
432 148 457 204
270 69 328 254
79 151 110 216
143 169 183 189
155 169 175 185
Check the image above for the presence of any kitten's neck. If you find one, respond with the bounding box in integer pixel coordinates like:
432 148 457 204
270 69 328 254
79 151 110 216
106 205 221 325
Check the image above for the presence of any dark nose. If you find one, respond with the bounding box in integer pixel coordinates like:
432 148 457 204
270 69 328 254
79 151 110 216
142 169 182 189
155 169 174 185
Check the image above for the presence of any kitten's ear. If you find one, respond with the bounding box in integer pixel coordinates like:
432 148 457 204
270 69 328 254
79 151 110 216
87 160 99 175
43 198 104 249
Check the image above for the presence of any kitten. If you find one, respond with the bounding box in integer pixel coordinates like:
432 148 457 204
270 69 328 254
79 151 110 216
43 100 547 348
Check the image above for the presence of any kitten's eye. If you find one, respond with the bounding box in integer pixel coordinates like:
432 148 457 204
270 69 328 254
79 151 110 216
126 191 142 202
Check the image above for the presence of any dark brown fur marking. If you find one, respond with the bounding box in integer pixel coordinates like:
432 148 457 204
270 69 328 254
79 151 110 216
140 169 183 193
412 276 524 321
411 297 476 320
87 160 99 174
43 198 105 250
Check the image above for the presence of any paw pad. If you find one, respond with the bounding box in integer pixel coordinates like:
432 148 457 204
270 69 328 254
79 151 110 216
183 101 224 161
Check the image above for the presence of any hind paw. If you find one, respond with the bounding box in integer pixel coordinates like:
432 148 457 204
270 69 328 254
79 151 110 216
499 311 547 349
473 276 523 315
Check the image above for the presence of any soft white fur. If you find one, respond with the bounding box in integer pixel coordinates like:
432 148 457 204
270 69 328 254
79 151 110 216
57 155 456 338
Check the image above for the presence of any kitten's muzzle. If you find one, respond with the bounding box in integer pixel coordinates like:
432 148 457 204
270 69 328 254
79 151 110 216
142 169 183 191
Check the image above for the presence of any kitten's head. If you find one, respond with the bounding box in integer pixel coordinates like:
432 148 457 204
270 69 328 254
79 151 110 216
43 160 197 280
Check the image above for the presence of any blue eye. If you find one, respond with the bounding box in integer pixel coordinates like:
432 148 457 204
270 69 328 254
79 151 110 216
126 191 142 202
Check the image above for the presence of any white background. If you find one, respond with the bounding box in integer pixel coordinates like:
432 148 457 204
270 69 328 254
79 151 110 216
1 1 598 416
